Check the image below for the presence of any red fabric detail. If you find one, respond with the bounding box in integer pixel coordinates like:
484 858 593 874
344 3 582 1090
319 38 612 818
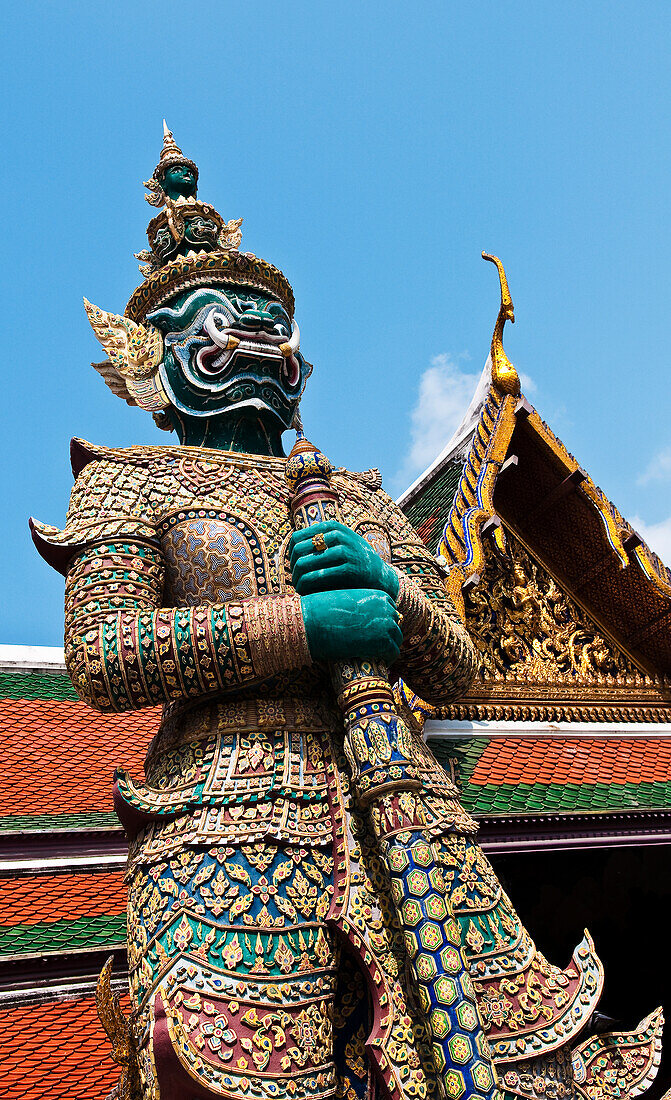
469 736 671 787
0 871 126 926
2 995 126 1097
0 698 160 816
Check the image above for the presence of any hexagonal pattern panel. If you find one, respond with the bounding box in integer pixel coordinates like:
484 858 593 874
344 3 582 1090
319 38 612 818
428 865 444 891
425 894 447 920
432 1042 447 1073
430 1007 451 1039
407 869 430 896
387 847 409 872
416 952 438 981
418 921 443 951
444 917 461 946
402 898 422 926
440 945 462 974
412 842 433 866
472 1061 495 1092
455 1001 479 1031
448 1035 473 1065
434 975 458 1005
444 1069 466 1098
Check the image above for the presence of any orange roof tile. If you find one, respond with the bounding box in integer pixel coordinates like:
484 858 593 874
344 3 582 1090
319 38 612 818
0 871 126 926
469 737 671 787
0 698 160 817
3 995 123 1098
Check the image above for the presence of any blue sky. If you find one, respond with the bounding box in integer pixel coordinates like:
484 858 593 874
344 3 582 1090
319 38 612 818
3 0 671 646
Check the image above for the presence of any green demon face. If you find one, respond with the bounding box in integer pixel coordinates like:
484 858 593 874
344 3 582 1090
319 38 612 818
160 163 197 200
148 286 310 432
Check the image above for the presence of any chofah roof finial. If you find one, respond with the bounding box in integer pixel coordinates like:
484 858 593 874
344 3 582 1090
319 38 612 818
482 252 520 396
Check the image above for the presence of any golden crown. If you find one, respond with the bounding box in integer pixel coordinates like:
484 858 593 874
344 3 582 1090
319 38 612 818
126 124 295 322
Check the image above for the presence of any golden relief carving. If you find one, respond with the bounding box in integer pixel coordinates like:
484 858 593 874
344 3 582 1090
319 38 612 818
465 529 644 687
96 957 142 1100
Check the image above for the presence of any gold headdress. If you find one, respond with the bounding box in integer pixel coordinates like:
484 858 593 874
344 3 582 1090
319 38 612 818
153 119 199 182
127 122 294 321
85 124 296 424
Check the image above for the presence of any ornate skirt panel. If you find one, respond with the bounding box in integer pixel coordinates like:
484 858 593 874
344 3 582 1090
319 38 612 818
126 696 344 1100
121 693 601 1100
125 696 446 1100
439 837 603 1064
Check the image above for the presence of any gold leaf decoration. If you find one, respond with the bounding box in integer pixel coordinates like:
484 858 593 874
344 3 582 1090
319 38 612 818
466 529 641 685
96 957 142 1100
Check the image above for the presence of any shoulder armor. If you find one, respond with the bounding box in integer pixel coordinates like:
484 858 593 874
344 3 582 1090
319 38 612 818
333 466 384 490
31 441 160 575
69 436 183 478
30 515 159 575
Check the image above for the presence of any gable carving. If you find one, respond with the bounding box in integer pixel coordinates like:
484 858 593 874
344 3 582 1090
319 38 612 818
465 529 648 689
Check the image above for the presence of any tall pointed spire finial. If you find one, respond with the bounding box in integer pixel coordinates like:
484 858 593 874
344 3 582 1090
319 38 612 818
151 120 199 185
482 252 520 396
160 120 183 162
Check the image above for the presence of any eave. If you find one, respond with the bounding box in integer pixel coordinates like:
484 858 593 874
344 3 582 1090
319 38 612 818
474 808 671 854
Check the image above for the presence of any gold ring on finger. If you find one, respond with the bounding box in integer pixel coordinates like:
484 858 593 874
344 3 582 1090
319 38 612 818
312 533 327 553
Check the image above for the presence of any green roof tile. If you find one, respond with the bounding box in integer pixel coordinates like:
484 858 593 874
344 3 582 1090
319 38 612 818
0 913 126 957
0 811 121 833
0 671 78 701
428 736 671 815
402 460 464 549
455 779 671 815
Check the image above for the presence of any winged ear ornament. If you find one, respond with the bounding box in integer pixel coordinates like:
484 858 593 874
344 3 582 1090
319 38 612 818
84 298 169 412
143 176 165 208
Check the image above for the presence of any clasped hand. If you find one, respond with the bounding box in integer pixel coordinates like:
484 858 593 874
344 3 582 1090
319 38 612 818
289 521 402 663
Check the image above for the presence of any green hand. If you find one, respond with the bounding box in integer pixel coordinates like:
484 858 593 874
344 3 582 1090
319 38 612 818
289 521 399 599
301 589 402 663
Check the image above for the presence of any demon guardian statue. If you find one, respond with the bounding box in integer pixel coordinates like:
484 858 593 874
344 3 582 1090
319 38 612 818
33 126 657 1100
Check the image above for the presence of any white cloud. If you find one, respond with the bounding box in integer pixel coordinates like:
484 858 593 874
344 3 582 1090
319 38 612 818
518 371 537 394
392 354 481 493
637 447 671 486
629 514 671 564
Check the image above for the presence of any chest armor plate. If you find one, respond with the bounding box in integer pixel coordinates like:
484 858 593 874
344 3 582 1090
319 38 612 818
158 510 271 605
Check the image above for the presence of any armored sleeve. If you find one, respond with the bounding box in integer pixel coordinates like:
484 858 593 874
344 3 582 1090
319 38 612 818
64 540 311 713
377 492 477 704
34 454 311 714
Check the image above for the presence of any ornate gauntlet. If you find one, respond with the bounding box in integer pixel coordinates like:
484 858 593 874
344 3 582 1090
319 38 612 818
394 571 476 704
65 541 311 712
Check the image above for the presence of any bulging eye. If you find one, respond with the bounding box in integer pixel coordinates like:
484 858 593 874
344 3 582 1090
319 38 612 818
203 310 232 343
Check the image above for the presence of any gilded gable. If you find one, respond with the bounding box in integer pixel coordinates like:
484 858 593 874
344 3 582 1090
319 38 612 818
441 527 671 723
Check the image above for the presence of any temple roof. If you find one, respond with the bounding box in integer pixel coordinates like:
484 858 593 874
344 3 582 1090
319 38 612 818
2 995 126 1099
0 872 126 957
0 673 158 829
399 367 671 680
433 734 671 815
